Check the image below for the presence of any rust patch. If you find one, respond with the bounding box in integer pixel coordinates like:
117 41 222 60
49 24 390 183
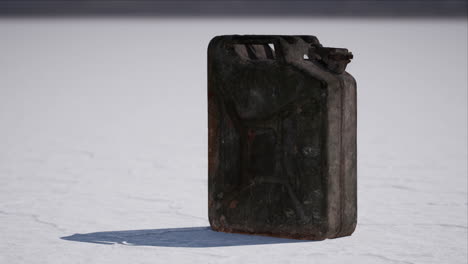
210 225 327 241
229 200 239 209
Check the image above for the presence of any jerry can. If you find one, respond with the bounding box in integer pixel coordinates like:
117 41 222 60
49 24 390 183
208 35 356 240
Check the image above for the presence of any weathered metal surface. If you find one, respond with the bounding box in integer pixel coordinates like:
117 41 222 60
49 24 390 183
208 35 356 240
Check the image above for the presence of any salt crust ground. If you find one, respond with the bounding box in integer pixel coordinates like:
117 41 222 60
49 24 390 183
1 18 467 264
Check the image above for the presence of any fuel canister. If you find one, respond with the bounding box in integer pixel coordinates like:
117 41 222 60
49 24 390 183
208 35 356 240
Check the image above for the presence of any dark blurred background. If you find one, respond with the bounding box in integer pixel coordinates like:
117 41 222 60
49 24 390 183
1 0 467 17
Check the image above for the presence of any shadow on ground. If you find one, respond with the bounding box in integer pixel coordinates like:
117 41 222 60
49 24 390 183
61 226 308 247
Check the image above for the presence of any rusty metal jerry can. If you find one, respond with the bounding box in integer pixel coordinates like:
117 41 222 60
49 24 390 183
208 35 356 240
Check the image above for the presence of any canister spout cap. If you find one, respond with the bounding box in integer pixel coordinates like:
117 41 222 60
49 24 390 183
308 46 353 74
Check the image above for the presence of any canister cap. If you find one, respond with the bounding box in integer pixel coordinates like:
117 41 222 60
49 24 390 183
308 46 353 74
